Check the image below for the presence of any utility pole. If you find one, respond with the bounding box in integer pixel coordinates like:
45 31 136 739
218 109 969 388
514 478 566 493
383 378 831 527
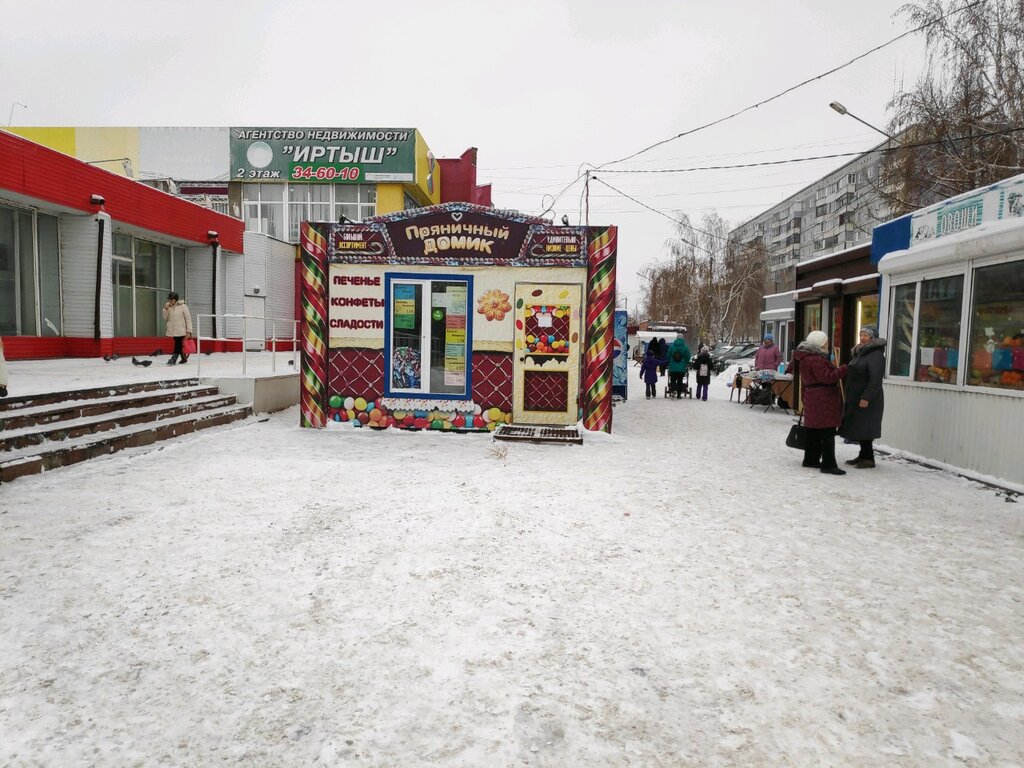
584 170 590 229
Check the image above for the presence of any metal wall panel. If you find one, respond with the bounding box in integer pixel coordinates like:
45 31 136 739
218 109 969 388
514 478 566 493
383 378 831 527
882 382 1024 486
223 250 245 339
259 234 297 343
185 247 213 339
60 213 111 338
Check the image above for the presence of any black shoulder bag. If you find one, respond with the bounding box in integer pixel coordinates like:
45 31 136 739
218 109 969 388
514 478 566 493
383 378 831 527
786 413 807 450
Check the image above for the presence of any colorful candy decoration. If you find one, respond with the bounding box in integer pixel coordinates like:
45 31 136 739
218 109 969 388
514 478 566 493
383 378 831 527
583 226 617 433
299 222 328 428
324 393 512 433
476 288 513 321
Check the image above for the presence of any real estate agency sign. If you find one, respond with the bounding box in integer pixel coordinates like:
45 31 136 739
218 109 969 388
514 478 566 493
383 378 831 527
230 127 416 183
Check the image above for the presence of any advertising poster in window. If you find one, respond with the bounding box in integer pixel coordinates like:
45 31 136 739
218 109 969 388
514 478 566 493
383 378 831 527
394 284 417 329
444 284 468 387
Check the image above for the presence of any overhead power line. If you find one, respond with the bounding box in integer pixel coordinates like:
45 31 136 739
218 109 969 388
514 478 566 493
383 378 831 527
536 0 987 216
595 126 1024 175
599 0 989 168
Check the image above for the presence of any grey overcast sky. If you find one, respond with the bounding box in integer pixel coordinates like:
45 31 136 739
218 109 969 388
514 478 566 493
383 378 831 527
0 0 927 305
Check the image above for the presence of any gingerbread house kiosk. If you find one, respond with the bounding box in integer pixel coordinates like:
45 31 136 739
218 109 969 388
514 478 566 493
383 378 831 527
298 203 617 435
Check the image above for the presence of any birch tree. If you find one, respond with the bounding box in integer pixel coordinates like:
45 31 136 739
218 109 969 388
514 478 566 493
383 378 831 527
882 0 1024 214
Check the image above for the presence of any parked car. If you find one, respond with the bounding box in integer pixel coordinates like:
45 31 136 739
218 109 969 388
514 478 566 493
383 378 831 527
713 342 759 373
689 341 731 368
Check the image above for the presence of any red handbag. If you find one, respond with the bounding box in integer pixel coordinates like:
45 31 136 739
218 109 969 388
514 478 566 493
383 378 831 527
183 338 196 355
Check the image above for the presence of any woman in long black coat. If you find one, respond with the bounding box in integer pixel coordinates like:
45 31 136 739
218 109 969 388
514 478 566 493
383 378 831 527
840 325 886 468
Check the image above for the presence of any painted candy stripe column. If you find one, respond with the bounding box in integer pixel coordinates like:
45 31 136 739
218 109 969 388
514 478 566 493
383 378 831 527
582 225 617 432
299 222 328 428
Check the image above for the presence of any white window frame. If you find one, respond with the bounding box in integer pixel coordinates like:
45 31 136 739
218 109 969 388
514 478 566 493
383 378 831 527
384 273 473 400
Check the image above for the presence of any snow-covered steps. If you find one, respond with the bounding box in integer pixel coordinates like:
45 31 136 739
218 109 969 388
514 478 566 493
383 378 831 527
0 380 251 483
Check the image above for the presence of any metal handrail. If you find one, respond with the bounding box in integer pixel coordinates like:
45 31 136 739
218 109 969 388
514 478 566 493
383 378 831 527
195 313 299 377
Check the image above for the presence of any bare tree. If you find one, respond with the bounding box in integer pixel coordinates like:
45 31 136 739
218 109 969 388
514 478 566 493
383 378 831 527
640 210 765 344
883 0 1024 214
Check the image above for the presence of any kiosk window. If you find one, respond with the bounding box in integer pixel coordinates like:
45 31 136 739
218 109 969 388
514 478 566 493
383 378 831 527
888 284 917 377
967 259 1024 391
915 275 963 384
388 276 471 398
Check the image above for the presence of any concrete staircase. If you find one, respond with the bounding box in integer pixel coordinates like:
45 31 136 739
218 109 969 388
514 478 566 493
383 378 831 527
0 378 251 483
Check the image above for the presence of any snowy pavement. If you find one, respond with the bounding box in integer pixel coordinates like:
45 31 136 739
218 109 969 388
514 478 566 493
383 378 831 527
1 363 1022 766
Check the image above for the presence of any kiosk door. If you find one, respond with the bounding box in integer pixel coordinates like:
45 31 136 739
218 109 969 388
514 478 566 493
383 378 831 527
512 283 583 425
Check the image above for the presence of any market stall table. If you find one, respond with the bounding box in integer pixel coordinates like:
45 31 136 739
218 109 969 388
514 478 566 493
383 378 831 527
732 370 794 413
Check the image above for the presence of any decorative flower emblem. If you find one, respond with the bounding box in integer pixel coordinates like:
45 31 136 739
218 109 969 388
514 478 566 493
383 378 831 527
477 289 512 321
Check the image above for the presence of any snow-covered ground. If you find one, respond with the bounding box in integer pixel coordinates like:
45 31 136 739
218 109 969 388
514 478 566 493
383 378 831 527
1 359 1022 766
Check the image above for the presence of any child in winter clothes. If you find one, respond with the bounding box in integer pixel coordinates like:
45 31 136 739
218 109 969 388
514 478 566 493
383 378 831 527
693 345 713 401
639 350 664 399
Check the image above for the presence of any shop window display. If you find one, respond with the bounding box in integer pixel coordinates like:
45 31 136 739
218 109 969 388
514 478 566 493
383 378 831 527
888 283 917 377
855 293 879 338
388 277 470 398
967 259 1024 391
915 275 963 384
802 302 821 340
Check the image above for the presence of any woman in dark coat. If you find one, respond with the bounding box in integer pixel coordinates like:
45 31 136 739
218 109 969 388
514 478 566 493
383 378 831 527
840 325 886 468
789 330 848 475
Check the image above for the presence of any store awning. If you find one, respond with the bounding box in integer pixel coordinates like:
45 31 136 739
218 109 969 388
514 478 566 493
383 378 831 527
760 308 794 321
842 272 880 289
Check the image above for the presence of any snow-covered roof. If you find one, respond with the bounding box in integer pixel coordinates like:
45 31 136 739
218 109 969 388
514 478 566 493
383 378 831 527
797 243 871 270
879 215 1024 277
842 272 880 285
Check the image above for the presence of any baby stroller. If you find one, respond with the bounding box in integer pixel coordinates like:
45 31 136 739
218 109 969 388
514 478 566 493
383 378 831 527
665 369 692 399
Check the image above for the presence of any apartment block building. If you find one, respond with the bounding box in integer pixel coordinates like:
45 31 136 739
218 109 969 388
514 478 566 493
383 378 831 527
730 137 895 293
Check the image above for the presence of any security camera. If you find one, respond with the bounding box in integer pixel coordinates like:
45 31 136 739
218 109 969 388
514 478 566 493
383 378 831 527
253 286 261 294
90 194 105 206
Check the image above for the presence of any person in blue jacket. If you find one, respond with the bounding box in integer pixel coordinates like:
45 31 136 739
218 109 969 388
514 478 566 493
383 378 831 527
639 349 664 399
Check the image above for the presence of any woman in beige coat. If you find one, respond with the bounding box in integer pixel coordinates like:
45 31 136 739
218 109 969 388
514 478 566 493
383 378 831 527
163 292 193 365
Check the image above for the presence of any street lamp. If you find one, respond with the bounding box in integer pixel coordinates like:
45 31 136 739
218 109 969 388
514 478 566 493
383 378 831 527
85 158 134 178
7 101 27 126
828 101 898 144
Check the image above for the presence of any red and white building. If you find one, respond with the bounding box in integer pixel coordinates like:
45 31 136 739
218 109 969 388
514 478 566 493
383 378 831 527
0 130 247 360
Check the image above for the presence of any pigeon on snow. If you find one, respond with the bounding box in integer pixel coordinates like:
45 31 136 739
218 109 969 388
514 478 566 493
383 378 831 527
131 357 153 367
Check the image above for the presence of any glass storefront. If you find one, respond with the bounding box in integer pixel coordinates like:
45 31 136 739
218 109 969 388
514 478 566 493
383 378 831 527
387 275 471 398
112 233 186 337
854 293 879 339
801 302 821 341
0 203 61 337
886 256 1023 392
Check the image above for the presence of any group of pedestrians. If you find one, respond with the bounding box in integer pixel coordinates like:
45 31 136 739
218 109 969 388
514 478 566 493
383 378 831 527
639 334 693 399
789 325 886 476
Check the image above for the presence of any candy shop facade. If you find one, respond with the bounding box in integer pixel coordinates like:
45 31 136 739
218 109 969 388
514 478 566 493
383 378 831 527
298 203 617 433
